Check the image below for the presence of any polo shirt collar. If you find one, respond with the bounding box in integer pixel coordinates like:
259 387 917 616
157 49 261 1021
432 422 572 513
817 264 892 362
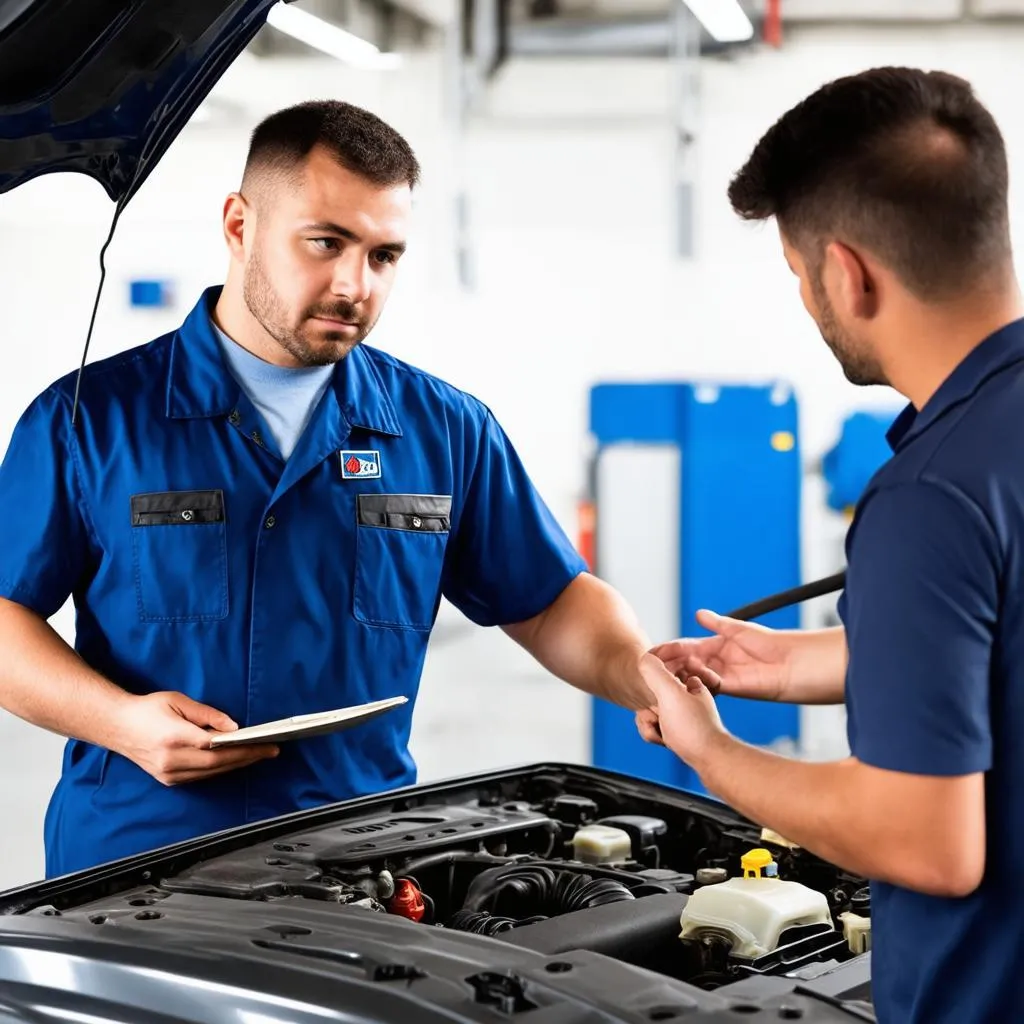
165 286 402 437
887 316 1024 451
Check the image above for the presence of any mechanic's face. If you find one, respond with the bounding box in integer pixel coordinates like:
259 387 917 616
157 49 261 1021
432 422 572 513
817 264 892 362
242 146 411 367
782 231 886 387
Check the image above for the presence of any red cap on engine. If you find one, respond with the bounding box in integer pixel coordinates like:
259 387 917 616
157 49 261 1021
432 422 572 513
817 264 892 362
389 879 426 922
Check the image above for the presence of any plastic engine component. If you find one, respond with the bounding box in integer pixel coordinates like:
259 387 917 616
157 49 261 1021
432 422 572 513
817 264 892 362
571 825 632 865
500 892 689 965
679 877 833 959
596 815 668 863
840 911 871 954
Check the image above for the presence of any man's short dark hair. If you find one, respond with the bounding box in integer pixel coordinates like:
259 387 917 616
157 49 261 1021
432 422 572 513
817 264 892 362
728 67 1011 300
242 99 420 194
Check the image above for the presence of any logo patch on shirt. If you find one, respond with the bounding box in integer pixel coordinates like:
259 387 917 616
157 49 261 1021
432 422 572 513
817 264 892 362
341 451 381 480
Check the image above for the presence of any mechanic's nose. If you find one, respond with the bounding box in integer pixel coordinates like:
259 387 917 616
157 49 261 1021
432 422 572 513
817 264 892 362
331 252 371 305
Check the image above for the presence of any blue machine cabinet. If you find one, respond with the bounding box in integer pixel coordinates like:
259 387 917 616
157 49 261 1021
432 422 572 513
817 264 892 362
588 381 803 792
821 409 901 513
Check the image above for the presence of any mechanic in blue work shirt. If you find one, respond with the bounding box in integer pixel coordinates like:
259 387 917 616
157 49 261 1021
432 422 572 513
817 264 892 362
0 100 675 878
641 68 1024 1023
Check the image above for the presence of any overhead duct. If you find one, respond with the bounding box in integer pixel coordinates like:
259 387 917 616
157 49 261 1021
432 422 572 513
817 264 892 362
506 12 759 56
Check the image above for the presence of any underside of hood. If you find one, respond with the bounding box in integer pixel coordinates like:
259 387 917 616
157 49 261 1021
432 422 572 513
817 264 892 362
0 0 279 205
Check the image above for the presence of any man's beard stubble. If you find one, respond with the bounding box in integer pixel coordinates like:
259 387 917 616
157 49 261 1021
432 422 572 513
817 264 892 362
242 245 374 367
811 274 886 388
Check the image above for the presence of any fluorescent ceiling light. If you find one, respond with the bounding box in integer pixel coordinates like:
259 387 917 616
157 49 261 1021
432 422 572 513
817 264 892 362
266 3 403 69
681 0 755 43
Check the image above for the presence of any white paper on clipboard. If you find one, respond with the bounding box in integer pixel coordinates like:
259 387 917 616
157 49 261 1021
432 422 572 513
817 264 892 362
208 696 409 748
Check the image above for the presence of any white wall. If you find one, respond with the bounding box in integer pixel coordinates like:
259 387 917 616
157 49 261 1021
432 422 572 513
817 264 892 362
2 18 1023 884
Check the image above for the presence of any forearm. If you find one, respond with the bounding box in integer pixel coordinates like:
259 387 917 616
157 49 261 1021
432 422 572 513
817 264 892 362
502 573 654 711
783 626 848 704
0 597 134 750
698 738 874 873
695 734 980 896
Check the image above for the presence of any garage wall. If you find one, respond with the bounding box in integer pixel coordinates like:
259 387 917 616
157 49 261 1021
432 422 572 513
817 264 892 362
1 18 1023 885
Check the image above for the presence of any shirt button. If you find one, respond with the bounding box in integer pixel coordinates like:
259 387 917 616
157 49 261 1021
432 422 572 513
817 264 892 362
228 409 241 426
264 515 276 530
251 430 264 446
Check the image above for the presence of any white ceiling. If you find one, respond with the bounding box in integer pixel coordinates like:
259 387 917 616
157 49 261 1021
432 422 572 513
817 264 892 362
969 0 1024 13
775 0 962 17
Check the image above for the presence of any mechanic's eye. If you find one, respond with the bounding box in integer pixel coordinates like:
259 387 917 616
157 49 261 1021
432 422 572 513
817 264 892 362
373 250 397 265
311 238 339 252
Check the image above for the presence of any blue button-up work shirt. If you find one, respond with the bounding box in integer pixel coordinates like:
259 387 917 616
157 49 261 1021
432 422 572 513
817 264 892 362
0 287 587 877
838 318 1024 1023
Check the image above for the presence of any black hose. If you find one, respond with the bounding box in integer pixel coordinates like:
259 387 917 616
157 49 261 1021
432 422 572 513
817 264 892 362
725 570 847 622
462 864 634 919
448 909 546 936
554 871 635 913
397 850 519 878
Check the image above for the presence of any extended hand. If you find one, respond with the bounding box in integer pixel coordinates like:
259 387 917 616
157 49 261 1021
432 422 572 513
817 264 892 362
650 609 793 702
112 692 279 786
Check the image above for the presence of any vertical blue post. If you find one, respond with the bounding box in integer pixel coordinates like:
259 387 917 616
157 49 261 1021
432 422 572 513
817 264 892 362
588 382 802 793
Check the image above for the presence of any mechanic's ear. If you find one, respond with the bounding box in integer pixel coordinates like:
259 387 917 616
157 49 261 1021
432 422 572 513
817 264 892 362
827 240 879 321
221 192 251 262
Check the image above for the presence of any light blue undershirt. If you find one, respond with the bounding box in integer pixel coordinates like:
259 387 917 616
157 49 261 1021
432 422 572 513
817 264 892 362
212 321 334 460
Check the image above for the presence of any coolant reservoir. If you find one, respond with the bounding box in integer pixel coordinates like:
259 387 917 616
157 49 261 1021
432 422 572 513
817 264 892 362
679 851 832 959
572 824 632 864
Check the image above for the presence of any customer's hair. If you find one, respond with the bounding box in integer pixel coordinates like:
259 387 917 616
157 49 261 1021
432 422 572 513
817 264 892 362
728 67 1011 300
241 100 420 194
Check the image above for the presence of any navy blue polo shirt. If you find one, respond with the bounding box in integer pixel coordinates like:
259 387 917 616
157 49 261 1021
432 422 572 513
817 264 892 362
838 317 1024 1023
0 287 587 877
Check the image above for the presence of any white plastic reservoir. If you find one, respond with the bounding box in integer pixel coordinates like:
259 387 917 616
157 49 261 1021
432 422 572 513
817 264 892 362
679 876 833 959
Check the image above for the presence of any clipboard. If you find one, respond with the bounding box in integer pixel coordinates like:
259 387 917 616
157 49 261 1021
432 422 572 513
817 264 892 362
208 696 409 748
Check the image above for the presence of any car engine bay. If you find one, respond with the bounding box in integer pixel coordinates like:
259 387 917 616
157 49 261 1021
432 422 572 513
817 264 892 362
17 766 872 1002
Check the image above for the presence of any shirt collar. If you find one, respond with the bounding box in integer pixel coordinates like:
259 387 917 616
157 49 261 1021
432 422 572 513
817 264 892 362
165 286 402 437
887 316 1024 451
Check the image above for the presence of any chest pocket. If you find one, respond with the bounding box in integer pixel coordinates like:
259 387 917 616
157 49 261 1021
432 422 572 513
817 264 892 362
353 493 452 631
130 490 229 622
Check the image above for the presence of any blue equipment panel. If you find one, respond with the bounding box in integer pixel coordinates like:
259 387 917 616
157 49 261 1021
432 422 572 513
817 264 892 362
821 409 900 512
588 381 802 793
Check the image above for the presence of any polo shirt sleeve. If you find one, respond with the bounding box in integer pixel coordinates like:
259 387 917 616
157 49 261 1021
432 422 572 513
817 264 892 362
0 387 95 619
443 408 588 627
843 479 1000 777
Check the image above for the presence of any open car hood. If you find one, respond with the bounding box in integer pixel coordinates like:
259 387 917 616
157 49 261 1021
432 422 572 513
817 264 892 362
0 0 279 205
0 763 877 1023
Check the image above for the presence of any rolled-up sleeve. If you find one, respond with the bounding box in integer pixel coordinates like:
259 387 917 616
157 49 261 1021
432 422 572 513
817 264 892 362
443 408 587 627
0 388 95 619
842 480 1000 777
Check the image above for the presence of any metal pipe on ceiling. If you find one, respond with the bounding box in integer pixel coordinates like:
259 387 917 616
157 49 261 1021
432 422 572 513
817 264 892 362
505 13 754 57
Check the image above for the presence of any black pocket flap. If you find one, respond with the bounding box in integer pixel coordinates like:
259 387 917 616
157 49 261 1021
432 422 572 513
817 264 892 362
131 489 225 527
357 494 452 532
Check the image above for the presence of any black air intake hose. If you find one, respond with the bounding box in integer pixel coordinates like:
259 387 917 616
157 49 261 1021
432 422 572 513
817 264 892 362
448 909 546 936
501 892 689 965
462 864 634 921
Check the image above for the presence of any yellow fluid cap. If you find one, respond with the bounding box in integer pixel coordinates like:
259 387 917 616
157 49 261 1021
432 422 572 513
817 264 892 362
741 848 775 878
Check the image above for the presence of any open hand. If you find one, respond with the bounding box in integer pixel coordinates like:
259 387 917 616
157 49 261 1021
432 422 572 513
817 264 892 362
650 609 793 702
112 691 279 786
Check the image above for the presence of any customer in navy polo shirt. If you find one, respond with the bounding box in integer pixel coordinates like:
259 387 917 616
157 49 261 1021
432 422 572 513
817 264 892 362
0 100 679 878
642 68 1024 1022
